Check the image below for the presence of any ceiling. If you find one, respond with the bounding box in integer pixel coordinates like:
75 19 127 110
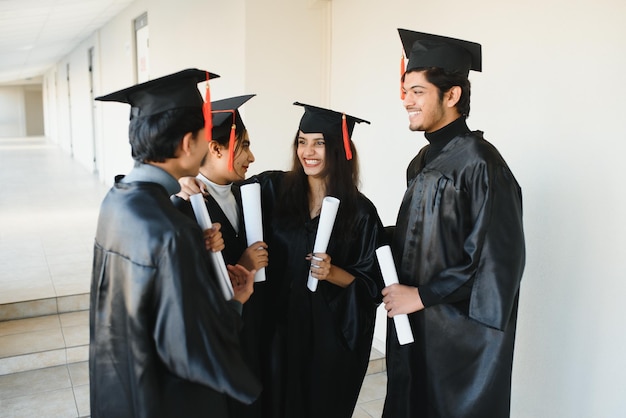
0 0 136 85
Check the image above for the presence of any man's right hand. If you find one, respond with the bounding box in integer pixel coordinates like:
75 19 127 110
176 176 206 200
382 283 424 317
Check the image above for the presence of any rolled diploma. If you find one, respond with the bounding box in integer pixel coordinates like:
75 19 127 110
190 193 234 300
240 183 266 282
307 196 340 292
375 245 414 345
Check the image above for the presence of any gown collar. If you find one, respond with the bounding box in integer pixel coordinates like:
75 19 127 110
423 117 470 164
121 163 181 196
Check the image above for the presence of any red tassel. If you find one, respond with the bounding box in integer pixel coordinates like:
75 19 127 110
203 72 212 141
227 122 236 171
342 114 352 160
400 52 406 100
211 109 237 171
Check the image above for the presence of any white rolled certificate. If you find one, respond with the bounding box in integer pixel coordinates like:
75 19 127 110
240 183 266 283
307 196 340 292
190 193 234 300
375 245 414 345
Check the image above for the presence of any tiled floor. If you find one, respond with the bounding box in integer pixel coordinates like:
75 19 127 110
0 310 385 417
0 136 387 417
0 313 90 417
0 137 108 306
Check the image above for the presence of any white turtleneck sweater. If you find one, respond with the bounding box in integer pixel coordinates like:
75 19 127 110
196 173 239 234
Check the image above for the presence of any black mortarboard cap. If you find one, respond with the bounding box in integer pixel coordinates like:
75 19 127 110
211 94 255 139
398 29 482 76
210 94 255 170
95 68 219 118
294 102 370 160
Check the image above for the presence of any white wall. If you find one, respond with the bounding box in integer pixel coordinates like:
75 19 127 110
43 71 58 145
0 86 27 137
53 65 73 155
0 84 44 137
24 85 44 136
244 0 333 174
41 0 626 416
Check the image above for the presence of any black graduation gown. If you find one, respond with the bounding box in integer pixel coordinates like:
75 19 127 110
171 186 247 268
383 131 525 418
90 179 261 418
251 171 385 418
172 185 268 418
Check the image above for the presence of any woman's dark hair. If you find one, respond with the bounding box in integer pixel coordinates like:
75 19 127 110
211 124 247 156
405 67 472 117
128 107 204 163
276 129 360 239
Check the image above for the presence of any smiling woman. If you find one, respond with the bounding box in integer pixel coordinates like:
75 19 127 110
297 131 326 180
172 94 264 273
237 101 386 418
171 94 271 418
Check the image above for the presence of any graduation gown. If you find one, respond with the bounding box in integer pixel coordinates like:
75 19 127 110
172 185 268 418
251 171 385 418
383 131 525 418
90 178 261 418
171 185 247 267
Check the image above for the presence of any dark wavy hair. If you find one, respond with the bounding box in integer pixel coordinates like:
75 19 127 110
211 124 247 156
404 67 472 117
276 128 360 239
128 107 204 163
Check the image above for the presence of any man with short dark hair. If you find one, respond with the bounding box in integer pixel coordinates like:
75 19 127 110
382 31 525 417
90 69 261 418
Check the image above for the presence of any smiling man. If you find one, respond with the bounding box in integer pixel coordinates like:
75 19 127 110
381 30 526 417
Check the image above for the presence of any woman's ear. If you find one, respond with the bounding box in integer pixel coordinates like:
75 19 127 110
208 140 223 157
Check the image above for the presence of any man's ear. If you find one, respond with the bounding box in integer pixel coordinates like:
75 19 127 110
445 86 462 108
178 132 195 157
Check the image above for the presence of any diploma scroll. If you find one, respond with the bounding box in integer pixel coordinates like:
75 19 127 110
240 183 266 282
190 193 235 300
307 196 340 292
375 245 415 345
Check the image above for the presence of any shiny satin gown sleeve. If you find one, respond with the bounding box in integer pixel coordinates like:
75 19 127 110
465 160 525 330
321 195 385 351
152 224 261 403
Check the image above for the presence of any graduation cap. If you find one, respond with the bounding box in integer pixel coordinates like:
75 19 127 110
398 29 482 76
95 68 219 141
210 94 256 171
294 102 370 160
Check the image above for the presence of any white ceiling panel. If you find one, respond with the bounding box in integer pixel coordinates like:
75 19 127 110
0 0 136 85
